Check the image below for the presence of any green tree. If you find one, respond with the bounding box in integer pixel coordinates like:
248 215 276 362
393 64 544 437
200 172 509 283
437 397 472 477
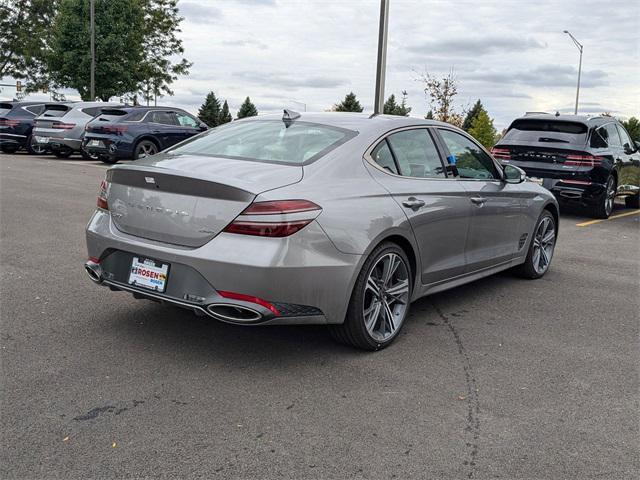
47 0 145 100
425 110 434 120
219 100 232 125
462 99 484 132
468 110 497 149
139 0 191 104
621 117 640 142
237 96 258 119
0 0 59 90
198 91 221 127
417 70 463 127
383 91 412 116
333 92 363 112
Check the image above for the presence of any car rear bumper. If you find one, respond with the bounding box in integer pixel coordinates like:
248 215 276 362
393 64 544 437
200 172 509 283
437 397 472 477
0 133 27 147
85 209 362 325
540 178 606 206
83 136 133 160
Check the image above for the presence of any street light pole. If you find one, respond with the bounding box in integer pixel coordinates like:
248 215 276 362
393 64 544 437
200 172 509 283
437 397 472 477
90 0 95 101
563 30 583 115
373 0 389 115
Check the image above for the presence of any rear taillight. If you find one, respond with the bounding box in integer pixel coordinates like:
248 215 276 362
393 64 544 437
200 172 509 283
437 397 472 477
52 121 76 130
490 147 511 161
103 125 128 135
0 118 20 127
564 155 604 167
97 179 109 210
223 199 321 237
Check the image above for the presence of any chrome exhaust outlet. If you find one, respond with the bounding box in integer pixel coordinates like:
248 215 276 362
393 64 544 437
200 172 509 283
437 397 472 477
206 303 263 323
84 262 103 284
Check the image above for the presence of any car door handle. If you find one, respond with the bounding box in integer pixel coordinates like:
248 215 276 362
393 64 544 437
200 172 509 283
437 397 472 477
470 197 487 206
402 197 425 210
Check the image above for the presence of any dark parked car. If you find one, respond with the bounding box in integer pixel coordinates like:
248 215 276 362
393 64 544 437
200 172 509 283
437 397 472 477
492 114 640 218
0 101 49 154
82 106 208 163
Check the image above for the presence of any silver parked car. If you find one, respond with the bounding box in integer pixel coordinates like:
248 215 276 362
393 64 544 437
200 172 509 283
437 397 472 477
85 112 559 350
32 102 122 159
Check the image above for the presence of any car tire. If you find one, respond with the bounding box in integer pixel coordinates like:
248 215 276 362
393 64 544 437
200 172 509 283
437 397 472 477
133 139 158 160
624 193 639 209
26 136 46 155
593 175 616 219
53 150 72 159
1 145 19 154
81 148 99 161
100 157 118 164
329 242 412 351
514 210 556 279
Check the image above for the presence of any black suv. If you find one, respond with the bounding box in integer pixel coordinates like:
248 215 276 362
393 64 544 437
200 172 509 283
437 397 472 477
492 114 640 218
83 106 208 163
0 101 49 154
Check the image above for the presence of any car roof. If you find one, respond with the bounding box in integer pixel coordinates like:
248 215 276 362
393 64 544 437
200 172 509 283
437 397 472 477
238 112 450 134
512 114 616 126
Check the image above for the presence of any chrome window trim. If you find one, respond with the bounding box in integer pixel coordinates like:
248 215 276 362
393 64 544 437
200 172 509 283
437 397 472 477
364 125 504 183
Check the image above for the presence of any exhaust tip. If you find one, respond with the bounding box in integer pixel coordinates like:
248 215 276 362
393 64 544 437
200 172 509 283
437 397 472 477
84 262 103 284
206 303 263 323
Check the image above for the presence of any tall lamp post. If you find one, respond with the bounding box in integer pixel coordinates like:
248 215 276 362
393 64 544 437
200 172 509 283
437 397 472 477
373 0 389 115
563 30 583 115
90 0 95 101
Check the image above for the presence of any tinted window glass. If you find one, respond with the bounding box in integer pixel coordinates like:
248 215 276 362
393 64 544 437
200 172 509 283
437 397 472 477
95 109 129 122
126 109 146 121
387 129 444 178
170 120 354 164
603 123 622 147
151 111 178 125
24 105 44 115
0 103 12 116
617 124 634 148
371 140 398 174
41 106 69 117
81 107 102 117
590 127 608 148
439 129 498 180
503 119 588 145
176 112 198 127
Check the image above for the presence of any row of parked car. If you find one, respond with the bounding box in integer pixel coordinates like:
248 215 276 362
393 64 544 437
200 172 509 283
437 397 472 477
0 101 208 163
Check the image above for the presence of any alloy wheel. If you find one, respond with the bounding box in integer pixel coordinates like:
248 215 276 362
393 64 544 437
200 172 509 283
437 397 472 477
531 216 555 275
136 142 157 158
604 177 615 217
363 252 410 342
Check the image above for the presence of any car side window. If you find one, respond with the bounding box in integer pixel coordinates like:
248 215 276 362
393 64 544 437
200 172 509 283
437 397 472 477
371 140 398 175
590 127 608 148
438 129 499 180
604 123 622 147
176 112 199 128
616 124 634 150
386 129 445 178
151 111 178 126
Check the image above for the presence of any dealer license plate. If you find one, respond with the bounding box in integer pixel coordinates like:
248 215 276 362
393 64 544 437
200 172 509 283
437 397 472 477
35 136 49 143
87 139 102 147
128 257 169 292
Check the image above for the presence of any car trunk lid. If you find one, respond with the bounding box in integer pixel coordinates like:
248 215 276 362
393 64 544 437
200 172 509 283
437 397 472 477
105 154 303 247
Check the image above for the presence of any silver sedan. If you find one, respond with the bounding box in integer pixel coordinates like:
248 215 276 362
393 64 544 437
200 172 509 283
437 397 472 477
85 112 559 350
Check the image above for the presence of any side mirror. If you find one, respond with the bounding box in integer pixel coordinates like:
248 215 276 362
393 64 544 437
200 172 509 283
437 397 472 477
199 123 208 132
623 143 634 155
503 164 526 184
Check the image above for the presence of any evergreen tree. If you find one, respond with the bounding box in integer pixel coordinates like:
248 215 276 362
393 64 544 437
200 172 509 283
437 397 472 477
383 94 399 115
198 91 221 127
462 99 484 132
396 90 412 116
237 96 258 118
333 92 363 112
425 110 434 120
621 117 640 142
219 100 232 125
468 110 497 149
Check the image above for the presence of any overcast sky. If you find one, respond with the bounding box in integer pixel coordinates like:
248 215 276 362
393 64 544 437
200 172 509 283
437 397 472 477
3 0 639 129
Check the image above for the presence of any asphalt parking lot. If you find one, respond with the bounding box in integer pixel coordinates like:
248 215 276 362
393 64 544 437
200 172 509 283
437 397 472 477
1 152 639 480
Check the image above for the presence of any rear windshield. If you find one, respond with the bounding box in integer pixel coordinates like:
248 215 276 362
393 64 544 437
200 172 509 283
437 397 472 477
94 109 130 122
0 103 13 116
168 120 356 164
503 119 588 145
41 105 70 117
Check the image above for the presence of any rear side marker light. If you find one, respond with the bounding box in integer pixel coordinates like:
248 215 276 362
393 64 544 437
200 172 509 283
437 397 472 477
224 200 321 237
97 179 109 210
217 290 281 315
88 256 100 263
